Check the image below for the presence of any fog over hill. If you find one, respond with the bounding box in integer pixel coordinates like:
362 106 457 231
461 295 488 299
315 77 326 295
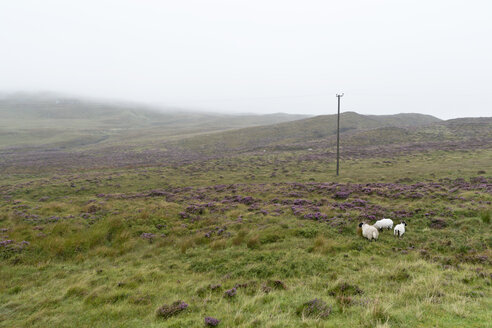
0 92 309 127
0 93 309 149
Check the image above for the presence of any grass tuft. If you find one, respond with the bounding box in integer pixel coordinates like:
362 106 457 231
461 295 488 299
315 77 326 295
480 211 491 224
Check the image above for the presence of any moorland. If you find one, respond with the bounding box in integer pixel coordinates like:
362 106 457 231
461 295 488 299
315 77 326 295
0 94 490 327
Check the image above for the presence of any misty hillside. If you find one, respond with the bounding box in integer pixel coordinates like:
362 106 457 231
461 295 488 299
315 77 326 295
0 93 309 149
2 92 490 169
174 112 443 153
0 93 308 128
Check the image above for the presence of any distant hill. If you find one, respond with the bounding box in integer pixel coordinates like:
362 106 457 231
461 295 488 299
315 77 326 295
444 117 492 124
0 93 309 149
3 91 490 166
0 93 308 128
365 113 442 127
0 93 159 122
1 93 490 172
173 112 442 153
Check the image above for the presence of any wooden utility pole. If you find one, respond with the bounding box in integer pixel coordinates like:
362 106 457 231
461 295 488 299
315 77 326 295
336 93 344 176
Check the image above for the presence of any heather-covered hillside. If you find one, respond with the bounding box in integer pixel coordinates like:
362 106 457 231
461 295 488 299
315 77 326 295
0 98 490 328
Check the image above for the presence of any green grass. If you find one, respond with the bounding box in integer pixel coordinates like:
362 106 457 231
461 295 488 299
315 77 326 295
480 211 491 224
1 94 490 327
1 147 491 327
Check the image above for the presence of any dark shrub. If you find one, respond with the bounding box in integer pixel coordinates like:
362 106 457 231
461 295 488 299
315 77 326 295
140 233 155 243
262 280 287 293
224 288 237 298
156 301 188 319
204 316 220 326
389 268 411 281
266 280 287 290
296 298 332 319
429 218 447 229
335 295 353 309
334 191 350 200
328 282 363 296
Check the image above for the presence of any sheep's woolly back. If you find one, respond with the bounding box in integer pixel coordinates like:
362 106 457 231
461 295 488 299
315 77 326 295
361 223 379 241
374 218 393 230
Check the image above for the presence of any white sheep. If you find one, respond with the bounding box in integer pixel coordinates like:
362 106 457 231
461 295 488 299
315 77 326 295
373 218 393 230
394 221 407 238
358 222 379 241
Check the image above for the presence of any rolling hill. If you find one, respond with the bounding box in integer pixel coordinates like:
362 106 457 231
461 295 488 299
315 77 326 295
173 112 443 153
0 93 309 149
1 92 490 173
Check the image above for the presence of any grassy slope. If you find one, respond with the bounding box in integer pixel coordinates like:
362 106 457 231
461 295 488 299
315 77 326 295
0 147 491 328
0 100 490 327
339 119 492 148
172 112 443 153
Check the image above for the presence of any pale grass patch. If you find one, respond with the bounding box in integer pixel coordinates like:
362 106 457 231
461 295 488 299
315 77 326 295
39 201 73 214
367 298 392 321
178 236 196 254
375 322 391 328
413 303 424 321
399 269 444 302
443 298 469 318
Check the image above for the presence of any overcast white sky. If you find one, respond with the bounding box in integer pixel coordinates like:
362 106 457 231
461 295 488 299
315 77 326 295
1 0 491 119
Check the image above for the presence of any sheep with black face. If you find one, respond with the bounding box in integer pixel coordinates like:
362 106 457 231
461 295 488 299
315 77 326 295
394 221 407 238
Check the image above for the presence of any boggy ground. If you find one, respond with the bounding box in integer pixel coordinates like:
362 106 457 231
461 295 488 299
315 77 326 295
0 149 491 327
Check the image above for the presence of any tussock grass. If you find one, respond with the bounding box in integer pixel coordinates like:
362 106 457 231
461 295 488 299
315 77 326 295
0 149 491 327
480 211 491 224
